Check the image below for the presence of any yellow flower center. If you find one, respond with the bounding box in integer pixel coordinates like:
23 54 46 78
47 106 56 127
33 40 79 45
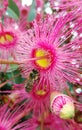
0 33 14 44
34 49 52 69
36 89 46 96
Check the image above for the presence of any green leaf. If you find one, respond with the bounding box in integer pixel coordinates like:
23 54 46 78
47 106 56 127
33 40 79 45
27 0 36 22
7 64 18 72
6 70 25 84
67 82 74 92
7 0 20 20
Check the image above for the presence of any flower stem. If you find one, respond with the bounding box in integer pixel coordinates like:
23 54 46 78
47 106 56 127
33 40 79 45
65 88 73 98
0 55 49 65
41 113 44 130
0 74 19 88
0 59 21 64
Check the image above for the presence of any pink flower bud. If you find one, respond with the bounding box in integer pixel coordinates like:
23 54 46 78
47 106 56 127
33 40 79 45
50 92 75 119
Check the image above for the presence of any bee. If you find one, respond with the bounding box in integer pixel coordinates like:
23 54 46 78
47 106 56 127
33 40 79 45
25 69 39 92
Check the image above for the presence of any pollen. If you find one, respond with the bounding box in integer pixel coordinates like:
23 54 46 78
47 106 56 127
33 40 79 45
0 32 14 44
36 89 46 96
6 34 13 42
33 46 54 70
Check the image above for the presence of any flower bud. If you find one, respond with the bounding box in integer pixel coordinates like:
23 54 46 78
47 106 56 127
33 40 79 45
50 92 75 119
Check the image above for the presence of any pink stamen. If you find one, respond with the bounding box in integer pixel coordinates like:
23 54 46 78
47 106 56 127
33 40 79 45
21 54 49 64
0 23 7 40
0 23 3 32
27 54 49 61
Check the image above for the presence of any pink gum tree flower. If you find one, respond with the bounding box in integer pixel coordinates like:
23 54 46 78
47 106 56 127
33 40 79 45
5 82 51 118
50 0 82 12
16 12 82 90
0 102 32 130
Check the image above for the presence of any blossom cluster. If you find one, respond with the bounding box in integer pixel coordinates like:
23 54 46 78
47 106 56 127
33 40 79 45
0 0 82 130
